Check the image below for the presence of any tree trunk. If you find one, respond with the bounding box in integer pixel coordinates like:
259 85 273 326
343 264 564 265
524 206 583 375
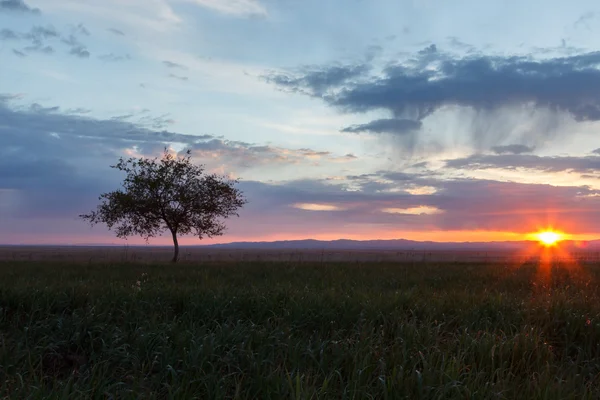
171 230 179 263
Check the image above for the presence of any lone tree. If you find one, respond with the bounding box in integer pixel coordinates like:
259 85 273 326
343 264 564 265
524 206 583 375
80 148 246 262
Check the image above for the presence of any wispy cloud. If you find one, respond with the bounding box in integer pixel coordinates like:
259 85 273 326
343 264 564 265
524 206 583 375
5 25 92 58
342 119 422 135
185 0 267 17
0 0 40 14
491 144 535 155
381 206 443 215
293 203 345 211
182 139 355 173
0 29 20 40
168 73 189 81
445 153 600 174
107 28 125 36
163 60 187 70
12 49 26 57
99 53 131 62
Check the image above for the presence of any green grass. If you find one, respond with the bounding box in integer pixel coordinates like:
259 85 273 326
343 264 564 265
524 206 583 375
1 261 600 399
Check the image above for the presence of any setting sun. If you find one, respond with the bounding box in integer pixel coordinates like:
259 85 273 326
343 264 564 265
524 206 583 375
535 231 563 246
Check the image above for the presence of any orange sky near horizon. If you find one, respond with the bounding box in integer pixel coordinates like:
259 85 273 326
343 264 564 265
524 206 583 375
4 229 598 246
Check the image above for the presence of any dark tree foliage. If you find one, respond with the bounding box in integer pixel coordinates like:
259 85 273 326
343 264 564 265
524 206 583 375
80 149 246 262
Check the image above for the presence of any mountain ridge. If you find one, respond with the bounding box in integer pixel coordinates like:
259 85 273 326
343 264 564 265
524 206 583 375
204 238 600 250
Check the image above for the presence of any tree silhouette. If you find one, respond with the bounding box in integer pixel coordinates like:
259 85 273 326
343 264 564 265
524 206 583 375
80 148 246 262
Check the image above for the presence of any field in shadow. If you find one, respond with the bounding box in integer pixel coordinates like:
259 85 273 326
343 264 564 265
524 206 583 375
1 261 600 398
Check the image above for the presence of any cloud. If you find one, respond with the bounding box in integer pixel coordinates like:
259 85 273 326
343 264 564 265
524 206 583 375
186 0 267 17
26 25 59 40
62 32 90 58
168 73 189 81
341 118 422 135
0 0 40 14
429 179 600 233
72 23 90 37
574 11 595 30
12 49 26 57
3 96 600 242
65 107 92 114
163 60 187 70
266 47 600 149
24 44 54 54
293 203 345 211
99 53 131 62
109 110 178 131
382 206 443 215
235 176 600 236
0 29 20 40
107 28 125 36
0 96 214 152
5 174 600 243
265 63 370 96
182 139 354 173
5 25 91 58
69 45 90 58
0 96 223 223
445 153 600 174
491 144 535 155
0 96 364 241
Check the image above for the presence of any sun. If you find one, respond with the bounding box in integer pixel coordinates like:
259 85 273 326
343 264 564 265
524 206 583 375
535 231 563 246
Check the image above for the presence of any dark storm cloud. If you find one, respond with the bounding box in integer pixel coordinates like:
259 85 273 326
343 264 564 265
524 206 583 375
491 144 535 154
341 118 422 134
331 51 600 121
445 153 600 173
0 0 40 14
266 47 600 145
264 63 370 96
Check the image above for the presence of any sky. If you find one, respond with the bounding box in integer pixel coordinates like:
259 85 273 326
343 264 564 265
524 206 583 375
2 0 600 245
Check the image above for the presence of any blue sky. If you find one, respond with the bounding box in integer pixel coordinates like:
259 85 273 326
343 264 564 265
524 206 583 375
3 0 600 244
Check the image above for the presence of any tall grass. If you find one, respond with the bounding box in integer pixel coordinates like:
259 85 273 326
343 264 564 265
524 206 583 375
0 261 599 399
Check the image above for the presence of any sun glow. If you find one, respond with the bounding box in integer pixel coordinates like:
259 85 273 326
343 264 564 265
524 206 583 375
535 230 564 246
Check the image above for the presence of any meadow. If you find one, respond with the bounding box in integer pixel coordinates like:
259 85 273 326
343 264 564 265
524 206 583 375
1 259 600 399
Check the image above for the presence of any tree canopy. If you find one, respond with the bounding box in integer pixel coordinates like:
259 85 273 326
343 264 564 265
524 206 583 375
80 149 246 262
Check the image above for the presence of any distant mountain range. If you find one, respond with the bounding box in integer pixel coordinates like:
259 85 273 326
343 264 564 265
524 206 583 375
205 238 600 251
5 238 600 250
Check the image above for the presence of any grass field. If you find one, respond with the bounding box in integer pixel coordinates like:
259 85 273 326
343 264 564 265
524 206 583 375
1 260 600 399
